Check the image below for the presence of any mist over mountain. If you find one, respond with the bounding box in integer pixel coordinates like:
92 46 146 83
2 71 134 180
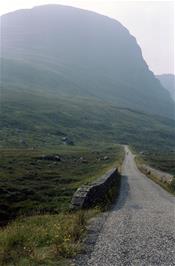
157 74 175 102
1 4 174 118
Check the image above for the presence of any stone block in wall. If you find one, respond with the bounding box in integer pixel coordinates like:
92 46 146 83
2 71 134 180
70 168 120 210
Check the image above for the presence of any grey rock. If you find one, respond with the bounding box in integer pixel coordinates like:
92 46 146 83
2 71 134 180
39 155 61 161
70 168 120 210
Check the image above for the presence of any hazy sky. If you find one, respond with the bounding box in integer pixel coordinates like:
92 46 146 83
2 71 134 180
0 0 174 75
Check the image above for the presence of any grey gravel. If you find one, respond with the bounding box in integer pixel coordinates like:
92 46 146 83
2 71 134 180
79 146 175 266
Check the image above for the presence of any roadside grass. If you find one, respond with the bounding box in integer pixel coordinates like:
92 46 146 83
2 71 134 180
131 145 175 176
135 155 175 195
0 209 100 266
139 152 175 176
139 167 175 196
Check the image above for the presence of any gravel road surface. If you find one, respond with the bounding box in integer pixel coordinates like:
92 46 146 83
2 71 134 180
86 146 175 266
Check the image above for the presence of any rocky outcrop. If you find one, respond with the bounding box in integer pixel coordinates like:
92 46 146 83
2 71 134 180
70 168 120 210
38 155 61 161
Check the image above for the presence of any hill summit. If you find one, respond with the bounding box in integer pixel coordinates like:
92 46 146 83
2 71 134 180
1 4 174 118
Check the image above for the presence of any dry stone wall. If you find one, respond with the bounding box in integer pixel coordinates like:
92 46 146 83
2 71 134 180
70 168 120 210
140 164 173 184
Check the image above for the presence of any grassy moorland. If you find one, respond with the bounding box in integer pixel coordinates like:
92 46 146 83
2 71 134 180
1 6 175 264
0 85 174 265
137 151 175 176
1 86 175 150
0 144 124 225
0 144 124 265
0 210 102 266
132 141 175 176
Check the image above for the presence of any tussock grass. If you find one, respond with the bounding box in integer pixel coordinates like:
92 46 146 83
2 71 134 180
0 209 99 265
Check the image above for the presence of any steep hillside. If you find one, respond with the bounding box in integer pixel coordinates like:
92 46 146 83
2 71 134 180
157 74 175 102
1 5 174 118
1 86 175 152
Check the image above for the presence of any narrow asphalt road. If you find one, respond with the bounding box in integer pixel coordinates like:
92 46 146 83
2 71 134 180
86 146 175 266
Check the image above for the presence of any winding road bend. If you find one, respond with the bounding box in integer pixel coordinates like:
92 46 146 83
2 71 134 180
87 146 175 266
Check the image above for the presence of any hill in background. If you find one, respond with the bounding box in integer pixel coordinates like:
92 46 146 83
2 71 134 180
0 5 174 153
1 4 174 119
157 74 175 102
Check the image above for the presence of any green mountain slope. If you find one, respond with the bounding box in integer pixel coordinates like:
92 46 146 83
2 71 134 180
0 5 174 153
1 5 174 118
1 85 175 152
157 74 175 102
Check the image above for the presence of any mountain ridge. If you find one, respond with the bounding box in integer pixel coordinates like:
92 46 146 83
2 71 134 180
1 4 174 119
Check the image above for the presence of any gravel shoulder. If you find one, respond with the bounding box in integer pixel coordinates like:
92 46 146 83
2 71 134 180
76 146 175 266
